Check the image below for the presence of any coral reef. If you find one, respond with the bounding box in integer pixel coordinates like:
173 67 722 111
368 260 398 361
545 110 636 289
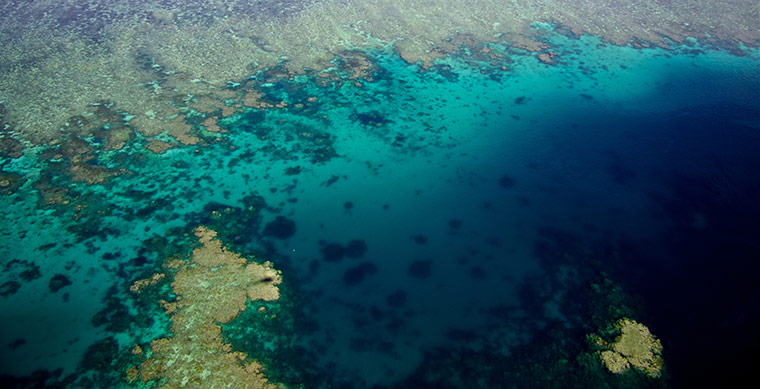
589 318 664 379
129 226 281 388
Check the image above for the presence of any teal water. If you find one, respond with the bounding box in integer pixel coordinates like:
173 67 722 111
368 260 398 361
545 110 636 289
1 30 759 387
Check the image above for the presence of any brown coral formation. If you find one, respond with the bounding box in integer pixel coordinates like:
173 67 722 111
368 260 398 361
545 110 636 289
339 51 379 81
0 133 25 159
0 172 24 195
590 318 664 379
165 116 200 146
39 136 119 184
129 113 201 147
537 52 559 65
129 273 165 293
101 124 135 151
144 139 176 154
130 227 281 388
242 90 271 109
201 117 224 133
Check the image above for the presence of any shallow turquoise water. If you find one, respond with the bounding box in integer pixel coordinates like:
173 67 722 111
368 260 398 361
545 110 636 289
1 30 759 387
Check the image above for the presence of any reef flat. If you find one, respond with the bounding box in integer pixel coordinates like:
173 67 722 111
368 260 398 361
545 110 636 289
1 0 757 145
0 1 758 388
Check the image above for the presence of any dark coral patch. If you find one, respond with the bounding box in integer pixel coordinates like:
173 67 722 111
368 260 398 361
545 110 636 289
321 242 345 262
79 337 119 372
263 216 296 239
344 239 367 258
343 262 378 286
386 290 407 307
49 274 72 293
101 251 121 261
0 281 21 297
19 267 42 282
470 266 487 279
447 329 478 342
408 260 433 279
498 174 516 188
7 338 26 350
411 235 428 245
91 299 133 332
352 110 391 127
285 166 302 175
3 259 42 283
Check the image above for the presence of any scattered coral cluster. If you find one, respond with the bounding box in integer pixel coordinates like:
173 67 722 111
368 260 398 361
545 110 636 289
127 226 282 388
589 318 664 379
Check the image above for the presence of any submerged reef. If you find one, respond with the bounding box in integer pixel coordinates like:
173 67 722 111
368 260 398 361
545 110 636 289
396 227 673 388
127 226 281 388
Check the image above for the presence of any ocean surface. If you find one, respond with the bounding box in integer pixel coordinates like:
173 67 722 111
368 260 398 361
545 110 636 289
1 19 759 389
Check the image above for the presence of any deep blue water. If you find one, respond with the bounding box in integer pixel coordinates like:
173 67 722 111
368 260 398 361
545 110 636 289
1 30 759 388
